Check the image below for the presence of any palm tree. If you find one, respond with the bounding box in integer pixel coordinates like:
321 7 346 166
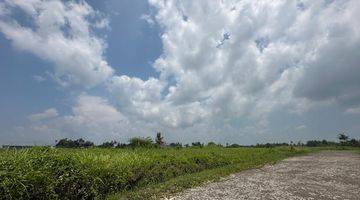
338 133 349 144
155 132 165 147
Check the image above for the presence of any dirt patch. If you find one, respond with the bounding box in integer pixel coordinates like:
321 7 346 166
169 151 360 200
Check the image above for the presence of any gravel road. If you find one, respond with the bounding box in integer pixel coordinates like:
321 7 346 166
170 151 360 200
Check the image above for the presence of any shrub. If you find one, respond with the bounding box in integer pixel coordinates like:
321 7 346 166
191 142 203 147
129 137 154 148
169 143 182 148
55 138 94 148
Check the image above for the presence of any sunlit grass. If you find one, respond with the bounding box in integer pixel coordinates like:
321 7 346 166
0 146 312 199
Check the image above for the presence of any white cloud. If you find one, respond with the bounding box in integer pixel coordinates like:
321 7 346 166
33 75 46 82
3 0 360 144
23 94 143 144
158 2 355 109
55 94 132 140
0 0 113 87
140 14 155 25
295 125 307 131
28 108 58 121
105 0 360 140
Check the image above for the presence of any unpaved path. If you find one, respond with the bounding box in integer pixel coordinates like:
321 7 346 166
170 151 360 200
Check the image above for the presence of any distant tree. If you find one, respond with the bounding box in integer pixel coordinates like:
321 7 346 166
227 143 241 148
99 141 117 148
129 137 153 148
55 138 94 148
155 132 165 147
55 138 71 148
306 140 320 147
321 140 328 146
191 142 203 147
116 143 127 148
348 139 360 147
207 142 217 147
338 133 349 144
169 142 182 148
82 140 94 148
265 143 273 148
74 138 85 147
305 139 338 147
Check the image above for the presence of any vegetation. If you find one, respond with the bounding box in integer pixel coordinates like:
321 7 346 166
128 137 154 148
98 141 117 148
50 132 360 150
155 132 164 147
55 138 94 148
303 134 360 147
0 146 310 200
1 132 358 199
109 147 311 200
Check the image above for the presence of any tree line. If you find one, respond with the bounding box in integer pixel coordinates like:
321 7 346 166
54 132 360 148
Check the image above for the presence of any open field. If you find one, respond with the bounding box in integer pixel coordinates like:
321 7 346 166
0 146 312 199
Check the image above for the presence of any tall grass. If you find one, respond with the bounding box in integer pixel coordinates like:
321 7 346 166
0 147 309 199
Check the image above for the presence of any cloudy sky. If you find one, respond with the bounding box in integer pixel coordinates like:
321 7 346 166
1 0 360 145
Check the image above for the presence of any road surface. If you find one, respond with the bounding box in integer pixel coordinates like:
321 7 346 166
170 151 360 200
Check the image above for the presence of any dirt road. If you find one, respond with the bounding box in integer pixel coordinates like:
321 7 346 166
170 151 360 200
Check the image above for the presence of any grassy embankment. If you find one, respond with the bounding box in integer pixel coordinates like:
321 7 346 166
0 147 313 199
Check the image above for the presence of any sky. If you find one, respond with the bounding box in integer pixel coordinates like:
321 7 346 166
0 0 360 145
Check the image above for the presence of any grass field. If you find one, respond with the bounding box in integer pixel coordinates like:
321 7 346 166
0 147 312 199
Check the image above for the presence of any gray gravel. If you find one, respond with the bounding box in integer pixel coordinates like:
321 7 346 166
169 151 360 200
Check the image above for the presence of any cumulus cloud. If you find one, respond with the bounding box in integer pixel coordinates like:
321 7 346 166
3 0 360 144
105 0 360 141
20 94 142 144
140 14 155 25
53 94 133 141
33 75 46 82
28 108 58 121
292 0 360 108
0 0 113 87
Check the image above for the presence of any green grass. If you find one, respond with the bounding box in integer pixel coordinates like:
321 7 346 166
0 146 312 200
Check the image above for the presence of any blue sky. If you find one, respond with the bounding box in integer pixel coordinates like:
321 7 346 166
0 0 162 141
1 0 360 145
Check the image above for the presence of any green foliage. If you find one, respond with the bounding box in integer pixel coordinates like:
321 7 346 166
0 147 309 199
191 142 203 147
128 137 154 148
206 142 217 147
155 132 165 147
169 143 182 148
99 141 117 148
305 137 360 147
348 138 360 147
338 133 349 143
55 138 94 148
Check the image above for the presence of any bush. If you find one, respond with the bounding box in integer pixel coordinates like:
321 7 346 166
129 137 154 148
55 138 94 148
169 143 182 148
191 142 203 147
